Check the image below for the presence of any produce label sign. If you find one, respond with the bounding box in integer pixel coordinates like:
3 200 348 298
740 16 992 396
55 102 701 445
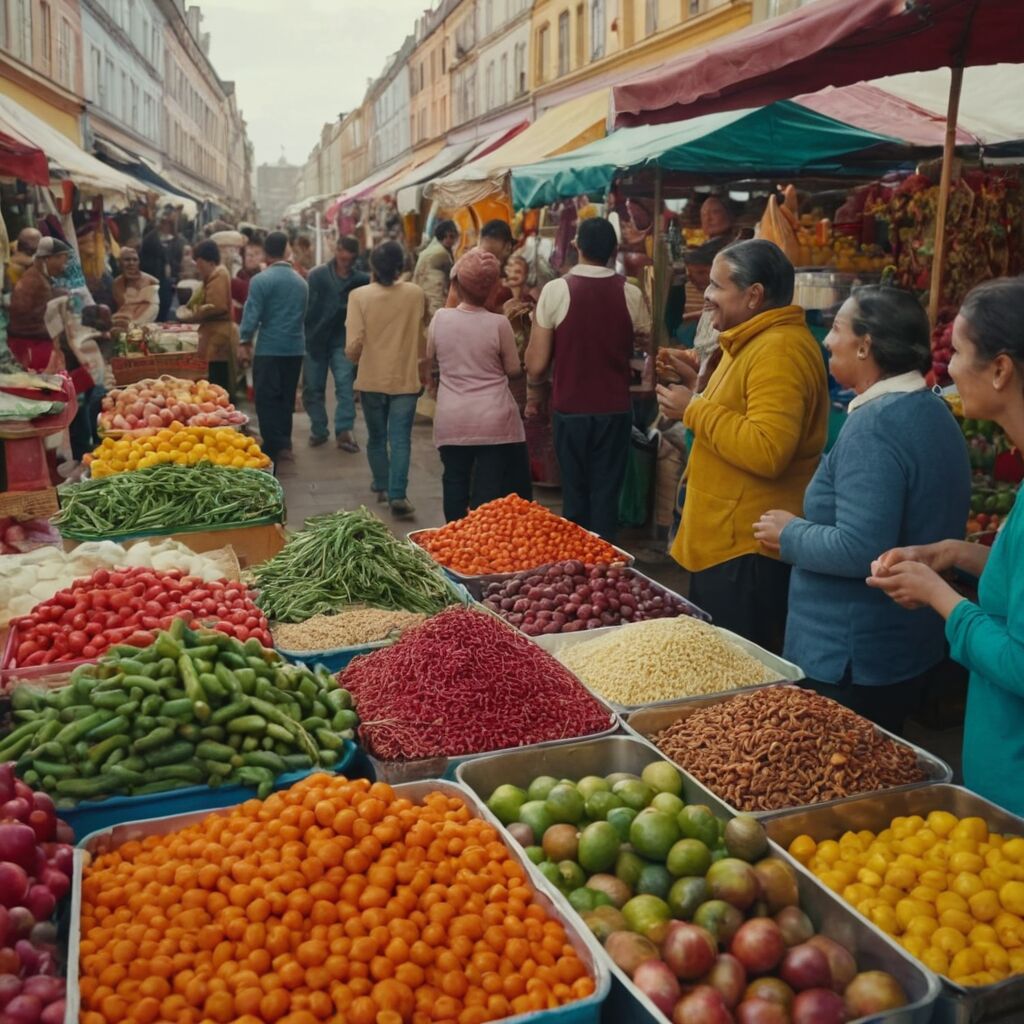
111 353 207 385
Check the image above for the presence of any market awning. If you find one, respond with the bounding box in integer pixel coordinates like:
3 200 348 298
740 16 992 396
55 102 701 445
92 135 200 215
612 0 1024 128
0 129 49 185
427 90 611 208
511 100 907 208
325 156 415 220
283 193 332 220
367 141 446 201
0 95 149 204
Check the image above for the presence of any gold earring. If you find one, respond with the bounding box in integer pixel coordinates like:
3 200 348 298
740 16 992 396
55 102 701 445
857 350 867 359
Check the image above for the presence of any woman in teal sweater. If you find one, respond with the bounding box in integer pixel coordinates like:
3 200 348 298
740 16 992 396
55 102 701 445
869 277 1024 814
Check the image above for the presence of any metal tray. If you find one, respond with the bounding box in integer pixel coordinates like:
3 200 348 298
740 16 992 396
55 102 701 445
457 735 939 1024
764 783 1024 1024
622 685 951 817
534 623 802 713
407 527 635 584
70 779 611 1024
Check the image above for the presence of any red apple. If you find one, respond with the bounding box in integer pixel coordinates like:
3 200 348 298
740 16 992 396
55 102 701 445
780 942 832 992
731 918 786 975
744 977 794 1009
774 906 814 947
806 935 857 993
673 985 735 1024
844 971 908 1015
663 922 718 981
705 953 746 1009
792 988 846 1024
634 959 681 1016
736 999 790 1024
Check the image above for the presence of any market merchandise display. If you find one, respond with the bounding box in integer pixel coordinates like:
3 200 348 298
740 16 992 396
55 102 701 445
98 376 246 432
0 762 73 1023
53 463 284 540
253 508 456 622
558 618 782 706
271 608 427 651
84 426 270 477
649 687 927 812
484 760 909 1022
476 561 701 635
0 540 234 628
0 518 59 556
5 620 358 804
77 775 598 1024
6 567 270 669
415 495 621 576
341 607 613 761
791 813 1024 987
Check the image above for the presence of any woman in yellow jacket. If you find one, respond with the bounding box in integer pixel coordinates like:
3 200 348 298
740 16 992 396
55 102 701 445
657 240 828 652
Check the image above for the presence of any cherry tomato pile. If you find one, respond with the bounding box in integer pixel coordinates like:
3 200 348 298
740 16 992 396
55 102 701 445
10 566 271 668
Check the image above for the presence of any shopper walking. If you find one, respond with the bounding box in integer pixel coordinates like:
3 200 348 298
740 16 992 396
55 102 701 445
413 220 458 319
303 236 369 452
239 231 308 464
869 278 1024 813
753 286 970 733
176 240 238 395
525 216 650 541
424 248 532 522
657 239 828 652
346 241 428 518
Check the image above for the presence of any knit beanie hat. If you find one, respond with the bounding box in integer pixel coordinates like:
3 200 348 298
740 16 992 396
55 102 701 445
453 248 500 304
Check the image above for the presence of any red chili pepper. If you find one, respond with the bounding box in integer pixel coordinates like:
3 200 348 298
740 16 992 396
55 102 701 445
340 607 611 761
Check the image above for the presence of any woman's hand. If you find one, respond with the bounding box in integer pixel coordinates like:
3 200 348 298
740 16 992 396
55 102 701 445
872 541 956 577
656 348 699 387
753 510 795 552
866 560 964 617
656 383 694 420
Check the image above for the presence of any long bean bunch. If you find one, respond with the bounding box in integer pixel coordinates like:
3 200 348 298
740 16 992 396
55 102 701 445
53 463 284 538
253 507 456 622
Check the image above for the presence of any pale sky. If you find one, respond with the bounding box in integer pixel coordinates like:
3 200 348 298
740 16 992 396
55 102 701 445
199 0 431 168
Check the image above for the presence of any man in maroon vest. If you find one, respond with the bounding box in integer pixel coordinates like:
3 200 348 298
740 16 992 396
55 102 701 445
525 217 651 540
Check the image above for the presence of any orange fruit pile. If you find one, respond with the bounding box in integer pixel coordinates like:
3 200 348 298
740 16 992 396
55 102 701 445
78 775 595 1024
419 495 619 575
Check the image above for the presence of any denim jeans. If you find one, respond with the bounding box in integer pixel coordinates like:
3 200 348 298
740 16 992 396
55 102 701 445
360 392 419 501
303 346 356 440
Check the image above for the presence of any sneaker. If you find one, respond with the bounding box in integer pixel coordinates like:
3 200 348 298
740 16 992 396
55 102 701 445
309 435 328 448
336 433 360 453
389 498 415 519
373 489 388 504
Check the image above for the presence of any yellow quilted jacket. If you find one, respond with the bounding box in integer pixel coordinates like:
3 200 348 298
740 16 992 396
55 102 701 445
671 305 828 573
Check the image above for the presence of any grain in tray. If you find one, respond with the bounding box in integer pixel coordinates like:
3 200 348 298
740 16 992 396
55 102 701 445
558 616 781 706
271 607 427 650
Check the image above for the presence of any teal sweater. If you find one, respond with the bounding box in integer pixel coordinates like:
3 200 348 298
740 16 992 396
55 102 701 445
947 503 1024 815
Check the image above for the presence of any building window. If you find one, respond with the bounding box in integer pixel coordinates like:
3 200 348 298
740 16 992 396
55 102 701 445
536 25 548 83
484 0 493 35
57 16 71 86
689 0 701 13
131 82 139 129
90 45 101 103
514 41 526 95
621 0 635 46
645 0 657 35
500 52 508 105
485 60 494 110
558 10 570 76
121 70 128 121
591 0 605 57
39 2 52 71
575 4 585 66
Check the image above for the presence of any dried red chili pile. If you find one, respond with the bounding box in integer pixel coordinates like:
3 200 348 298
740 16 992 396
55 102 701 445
341 606 612 760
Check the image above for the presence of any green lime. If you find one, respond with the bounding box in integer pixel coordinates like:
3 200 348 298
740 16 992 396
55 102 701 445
613 779 656 811
568 887 599 913
605 772 640 788
487 784 528 825
578 821 621 874
592 890 613 908
622 894 672 942
666 838 712 878
629 808 681 861
577 776 611 800
585 791 624 820
693 898 744 944
652 792 685 818
668 875 710 920
558 860 586 892
545 783 585 824
711 846 730 863
641 761 683 796
636 863 673 900
607 806 638 841
723 814 769 862
615 849 646 889
524 846 545 865
537 861 561 888
518 800 554 843
677 804 721 849
528 775 560 801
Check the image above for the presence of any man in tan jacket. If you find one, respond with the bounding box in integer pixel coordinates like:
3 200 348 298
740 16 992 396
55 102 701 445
412 220 458 319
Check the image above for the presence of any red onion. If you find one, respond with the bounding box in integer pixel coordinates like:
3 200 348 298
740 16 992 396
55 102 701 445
0 863 29 907
39 999 65 1024
4 992 43 1024
0 974 21 1008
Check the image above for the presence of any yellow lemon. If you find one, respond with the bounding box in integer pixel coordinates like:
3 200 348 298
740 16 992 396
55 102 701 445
924 846 951 869
856 868 883 888
939 909 976 935
891 817 913 840
932 926 967 956
953 818 990 844
906 916 939 940
857 898 881 917
915 829 938 851
789 835 817 864
999 880 1024 917
921 947 950 975
951 851 985 875
981 868 1006 892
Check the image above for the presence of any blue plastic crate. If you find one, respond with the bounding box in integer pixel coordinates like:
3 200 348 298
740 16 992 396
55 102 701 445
64 740 372 840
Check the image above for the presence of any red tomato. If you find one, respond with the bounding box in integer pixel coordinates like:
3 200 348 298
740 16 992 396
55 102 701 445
93 569 110 586
82 644 98 658
25 651 46 665
15 640 39 662
67 631 88 653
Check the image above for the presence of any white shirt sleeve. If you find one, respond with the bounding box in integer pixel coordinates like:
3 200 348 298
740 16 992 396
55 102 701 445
624 282 652 335
534 278 570 331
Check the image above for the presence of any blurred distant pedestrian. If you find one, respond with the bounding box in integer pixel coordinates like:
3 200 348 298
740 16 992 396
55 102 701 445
413 219 458 319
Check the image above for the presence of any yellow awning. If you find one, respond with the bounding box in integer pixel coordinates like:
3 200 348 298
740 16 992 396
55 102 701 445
0 80 80 143
367 140 445 200
427 90 610 208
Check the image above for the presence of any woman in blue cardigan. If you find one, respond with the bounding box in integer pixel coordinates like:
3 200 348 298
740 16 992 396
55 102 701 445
870 278 1024 813
754 285 971 734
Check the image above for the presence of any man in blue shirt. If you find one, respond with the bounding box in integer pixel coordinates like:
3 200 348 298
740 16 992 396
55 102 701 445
239 231 308 463
303 236 369 452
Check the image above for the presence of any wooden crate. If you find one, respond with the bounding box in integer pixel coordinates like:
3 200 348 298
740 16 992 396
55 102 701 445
0 487 59 519
111 352 207 385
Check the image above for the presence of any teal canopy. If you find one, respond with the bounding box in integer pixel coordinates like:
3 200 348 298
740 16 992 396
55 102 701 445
511 100 906 209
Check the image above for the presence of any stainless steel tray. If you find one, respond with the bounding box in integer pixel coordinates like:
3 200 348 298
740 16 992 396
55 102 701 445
457 735 939 1024
622 685 951 817
764 783 1024 1024
71 779 611 1024
535 624 802 713
407 528 635 584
